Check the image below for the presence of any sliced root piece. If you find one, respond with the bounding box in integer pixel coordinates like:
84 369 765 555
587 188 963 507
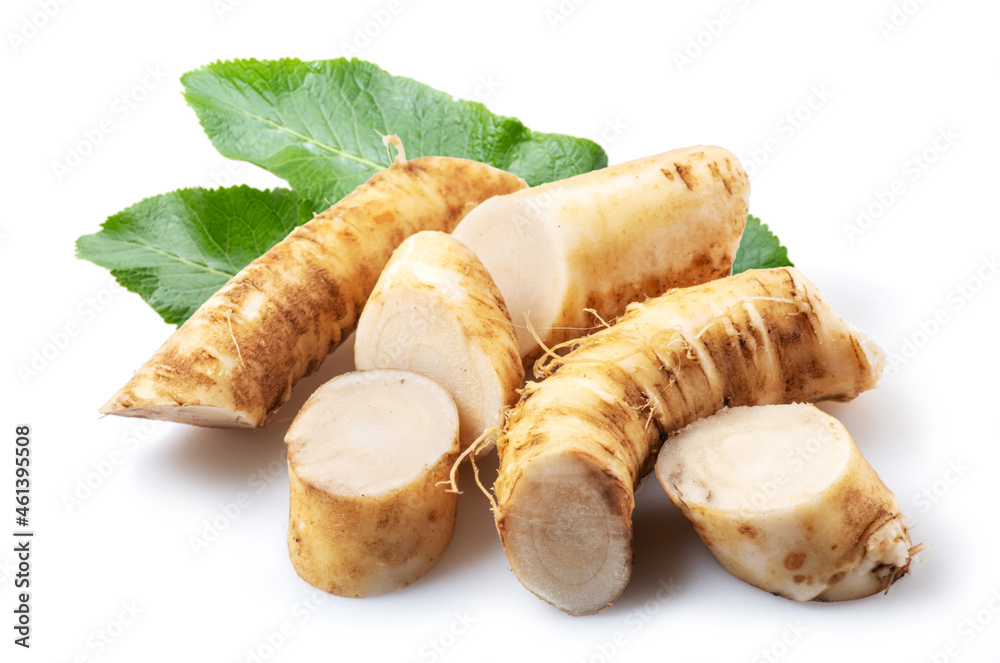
453 145 749 361
496 452 633 616
355 231 523 454
286 369 459 598
655 403 914 601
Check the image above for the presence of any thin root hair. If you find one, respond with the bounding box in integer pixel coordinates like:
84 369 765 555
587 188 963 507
477 312 601 334
440 413 508 513
226 310 246 369
533 323 688 380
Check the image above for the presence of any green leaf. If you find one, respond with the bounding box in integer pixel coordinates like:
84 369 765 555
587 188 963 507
181 58 608 206
76 186 318 325
732 214 793 274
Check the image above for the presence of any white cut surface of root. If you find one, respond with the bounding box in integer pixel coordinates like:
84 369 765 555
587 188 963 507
355 231 523 454
655 403 915 601
497 452 633 616
286 369 459 598
453 145 750 361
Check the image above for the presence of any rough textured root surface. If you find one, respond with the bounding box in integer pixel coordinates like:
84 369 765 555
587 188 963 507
655 404 914 601
453 145 749 361
494 267 886 615
100 156 526 428
355 231 524 454
286 370 459 598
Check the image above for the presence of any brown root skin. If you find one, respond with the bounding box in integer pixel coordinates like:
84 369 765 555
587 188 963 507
288 456 458 598
494 267 885 615
286 369 460 598
100 157 527 429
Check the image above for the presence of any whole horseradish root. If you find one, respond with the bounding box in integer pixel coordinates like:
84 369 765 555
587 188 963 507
286 369 460 597
453 145 750 361
493 267 886 615
99 140 526 428
655 404 917 602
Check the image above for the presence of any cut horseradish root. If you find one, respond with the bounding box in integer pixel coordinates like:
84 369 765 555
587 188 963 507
99 150 526 429
493 267 886 615
452 145 749 364
494 451 634 616
286 369 460 598
355 231 523 455
655 403 918 601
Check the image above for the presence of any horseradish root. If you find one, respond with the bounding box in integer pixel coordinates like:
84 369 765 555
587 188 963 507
452 145 749 360
655 404 915 601
494 267 885 615
100 148 526 428
355 231 523 454
286 370 459 597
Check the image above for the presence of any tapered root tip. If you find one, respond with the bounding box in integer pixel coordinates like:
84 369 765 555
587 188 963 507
817 515 913 601
99 402 256 428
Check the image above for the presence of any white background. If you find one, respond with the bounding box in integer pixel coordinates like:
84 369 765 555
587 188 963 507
3 0 999 661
